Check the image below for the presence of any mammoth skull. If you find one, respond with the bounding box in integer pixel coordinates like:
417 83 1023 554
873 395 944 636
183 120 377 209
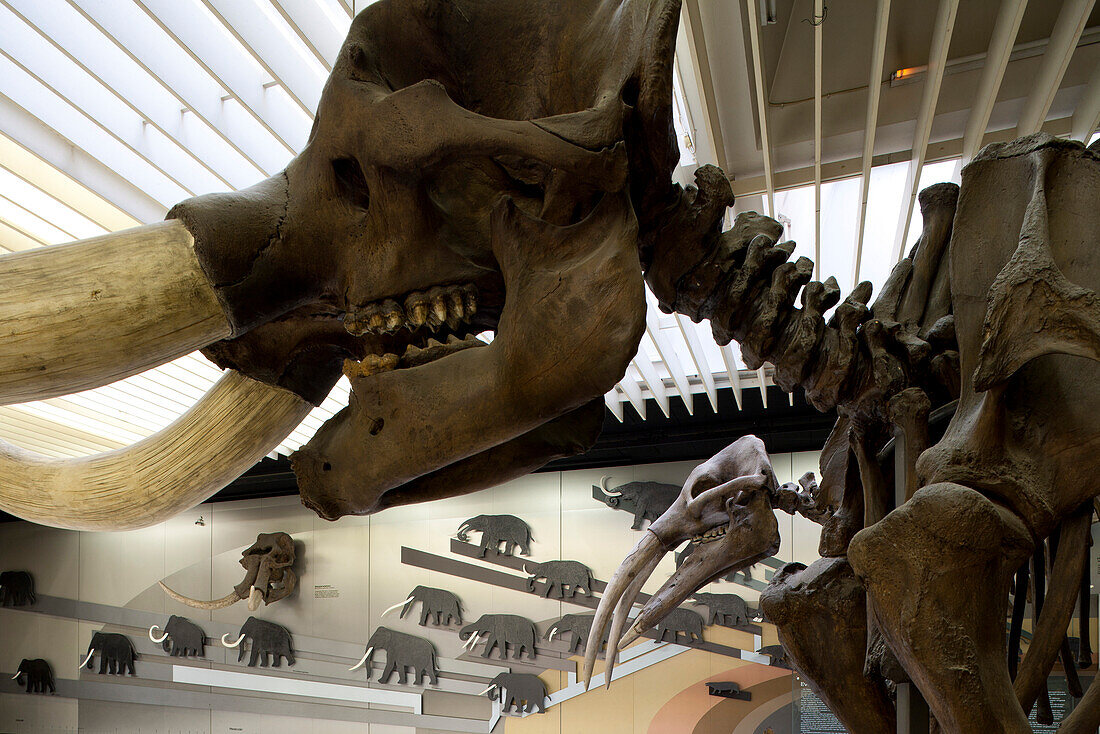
160 532 297 611
0 0 780 531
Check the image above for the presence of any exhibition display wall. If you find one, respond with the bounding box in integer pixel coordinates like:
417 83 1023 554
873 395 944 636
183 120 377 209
0 451 820 733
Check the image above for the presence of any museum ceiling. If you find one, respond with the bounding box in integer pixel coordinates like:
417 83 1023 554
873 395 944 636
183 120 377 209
0 0 1095 465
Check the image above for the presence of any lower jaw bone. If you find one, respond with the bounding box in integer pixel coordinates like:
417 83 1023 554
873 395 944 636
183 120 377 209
293 193 645 520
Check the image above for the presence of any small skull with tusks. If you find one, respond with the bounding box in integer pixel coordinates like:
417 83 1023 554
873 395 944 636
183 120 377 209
159 532 298 611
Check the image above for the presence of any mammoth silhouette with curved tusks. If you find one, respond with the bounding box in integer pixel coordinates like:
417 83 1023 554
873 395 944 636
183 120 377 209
524 560 592 598
381 585 463 627
222 616 294 667
0 571 34 607
594 476 680 530
690 592 755 628
149 615 206 657
546 613 608 654
81 632 136 675
654 608 704 644
349 627 438 685
13 659 54 693
481 672 548 714
456 515 532 557
459 614 538 660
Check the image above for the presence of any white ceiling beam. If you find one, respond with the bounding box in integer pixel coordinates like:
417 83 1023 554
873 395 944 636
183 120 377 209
3 0 261 192
959 0 1028 165
646 313 693 415
135 0 312 153
604 390 625 423
679 0 727 168
719 342 744 410
269 0 349 71
69 0 291 175
0 218 39 252
0 192 75 243
202 0 328 116
675 314 718 412
618 367 647 420
812 0 823 280
1016 0 1096 136
853 0 890 285
0 131 137 231
755 366 769 409
891 0 959 263
1070 57 1100 142
632 351 671 418
743 0 776 216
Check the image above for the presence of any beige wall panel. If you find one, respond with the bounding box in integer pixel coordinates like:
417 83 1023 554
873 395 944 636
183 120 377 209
0 523 79 598
0 691 78 732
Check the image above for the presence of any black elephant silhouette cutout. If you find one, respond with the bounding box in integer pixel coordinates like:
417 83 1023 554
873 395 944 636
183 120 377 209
691 592 756 627
14 659 54 693
349 627 438 685
222 616 294 667
83 632 137 675
758 644 791 669
593 477 680 529
524 560 593 598
0 571 35 606
456 515 532 557
546 613 609 654
654 607 704 644
460 614 538 659
484 672 548 714
386 585 463 627
150 615 206 657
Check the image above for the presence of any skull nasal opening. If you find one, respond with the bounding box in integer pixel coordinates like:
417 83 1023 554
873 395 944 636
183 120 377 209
332 157 371 210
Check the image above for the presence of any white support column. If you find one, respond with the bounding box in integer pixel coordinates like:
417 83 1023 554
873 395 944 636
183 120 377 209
853 0 890 285
675 314 718 412
1015 0 1096 136
743 0 776 216
812 0 823 280
1070 62 1100 142
891 0 959 264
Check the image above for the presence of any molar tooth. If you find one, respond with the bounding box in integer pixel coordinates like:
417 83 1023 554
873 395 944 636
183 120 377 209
342 352 399 379
446 290 465 322
428 290 448 329
446 334 462 344
404 293 429 328
380 299 404 332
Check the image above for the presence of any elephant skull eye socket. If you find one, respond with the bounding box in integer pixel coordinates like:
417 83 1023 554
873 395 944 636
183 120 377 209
332 157 371 210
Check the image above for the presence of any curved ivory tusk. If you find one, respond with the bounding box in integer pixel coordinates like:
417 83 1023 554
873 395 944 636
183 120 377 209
463 632 483 650
348 647 373 671
0 370 314 531
222 633 245 648
78 650 94 668
0 221 232 405
600 475 622 497
381 597 415 617
478 684 497 696
247 586 263 611
548 628 558 641
11 672 20 679
159 582 241 611
149 625 169 644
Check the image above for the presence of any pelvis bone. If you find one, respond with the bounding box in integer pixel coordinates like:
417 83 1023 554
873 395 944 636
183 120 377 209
160 532 297 612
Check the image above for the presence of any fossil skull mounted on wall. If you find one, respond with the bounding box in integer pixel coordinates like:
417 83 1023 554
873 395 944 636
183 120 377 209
160 532 297 611
0 0 777 530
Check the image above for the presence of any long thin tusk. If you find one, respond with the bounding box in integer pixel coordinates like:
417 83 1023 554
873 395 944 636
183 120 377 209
159 582 241 611
478 684 497 696
149 625 169 644
11 672 20 679
222 633 245 648
348 647 373 671
604 551 663 688
78 650 94 668
600 475 622 497
0 220 231 405
0 371 314 531
463 632 483 650
381 597 415 617
247 586 263 611
548 628 558 641
583 531 663 688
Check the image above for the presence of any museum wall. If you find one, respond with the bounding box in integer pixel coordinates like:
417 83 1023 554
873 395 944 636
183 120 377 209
0 451 822 733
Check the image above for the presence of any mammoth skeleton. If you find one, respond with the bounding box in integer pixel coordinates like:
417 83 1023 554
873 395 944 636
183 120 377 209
3 1 1100 732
